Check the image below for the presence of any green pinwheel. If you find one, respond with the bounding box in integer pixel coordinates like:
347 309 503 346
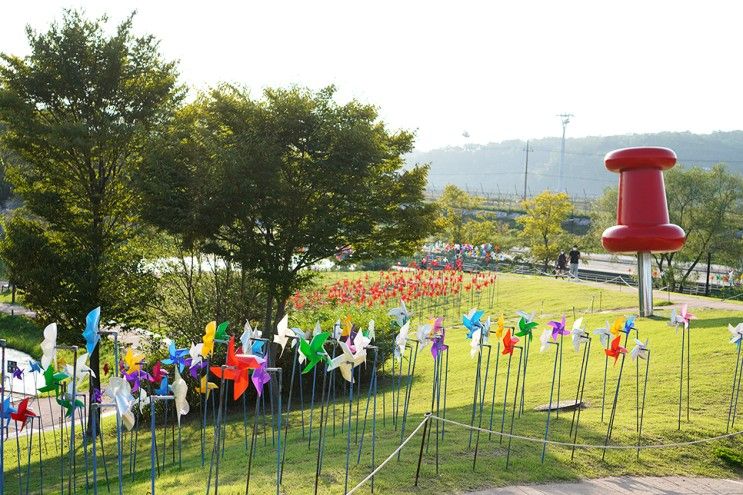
57 397 85 417
37 364 69 394
515 315 538 341
215 321 230 341
299 332 330 373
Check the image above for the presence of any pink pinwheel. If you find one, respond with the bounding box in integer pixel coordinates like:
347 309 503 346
149 361 168 384
251 362 271 397
547 314 569 341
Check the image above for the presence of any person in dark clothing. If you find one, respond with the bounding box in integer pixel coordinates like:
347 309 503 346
556 251 567 277
568 245 580 279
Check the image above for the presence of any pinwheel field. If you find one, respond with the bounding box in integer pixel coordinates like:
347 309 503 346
2 272 741 495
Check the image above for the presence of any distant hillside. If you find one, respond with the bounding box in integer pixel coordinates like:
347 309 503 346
406 131 743 197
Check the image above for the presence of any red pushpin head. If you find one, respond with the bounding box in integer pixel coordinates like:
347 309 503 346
601 147 686 254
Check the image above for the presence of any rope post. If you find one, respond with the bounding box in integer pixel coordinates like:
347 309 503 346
414 413 431 487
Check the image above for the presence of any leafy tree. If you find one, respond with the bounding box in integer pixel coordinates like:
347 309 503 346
0 10 182 424
434 184 483 242
137 85 435 332
517 191 573 270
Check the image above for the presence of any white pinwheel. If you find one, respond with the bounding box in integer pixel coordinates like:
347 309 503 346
470 329 482 358
313 321 322 337
571 317 586 352
189 342 204 369
40 322 58 369
516 310 536 323
417 322 433 351
273 314 293 355
539 328 552 353
328 342 357 383
332 320 342 340
64 353 95 390
394 321 410 360
388 299 411 327
631 338 649 361
350 331 371 364
728 323 743 345
240 320 260 354
593 321 612 347
138 388 150 414
105 377 135 430
172 368 189 425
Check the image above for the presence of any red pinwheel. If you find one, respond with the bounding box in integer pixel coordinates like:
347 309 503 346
149 361 168 384
604 335 628 365
11 398 37 431
502 330 519 355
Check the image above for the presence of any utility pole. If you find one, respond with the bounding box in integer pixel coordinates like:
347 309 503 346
557 113 573 192
523 140 533 201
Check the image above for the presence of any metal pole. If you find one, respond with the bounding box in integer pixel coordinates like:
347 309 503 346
637 252 653 317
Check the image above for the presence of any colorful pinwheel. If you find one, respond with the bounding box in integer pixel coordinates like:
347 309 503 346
150 361 168 384
631 339 649 361
539 328 552 353
210 336 258 400
57 395 84 418
394 321 411 360
547 314 569 341
299 332 330 373
431 326 447 360
1 398 16 428
12 367 23 380
571 317 586 352
29 360 42 373
155 375 170 396
11 398 37 429
40 322 57 369
592 321 611 347
92 387 103 404
274 314 295 355
124 369 152 393
195 375 218 399
172 368 189 425
215 321 229 341
516 314 538 341
202 321 216 357
495 313 506 340
105 377 135 431
609 317 625 337
462 308 485 339
728 323 743 346
251 361 271 396
37 364 68 393
82 307 101 355
502 330 519 355
605 335 628 365
669 305 694 331
388 299 411 327
123 347 144 375
623 316 636 334
162 341 189 373
240 320 261 354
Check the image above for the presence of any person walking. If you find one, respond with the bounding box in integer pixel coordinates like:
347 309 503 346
568 245 580 280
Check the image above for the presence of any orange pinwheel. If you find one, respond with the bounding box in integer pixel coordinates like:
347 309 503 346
210 336 264 400
502 330 519 355
11 398 37 430
604 335 628 365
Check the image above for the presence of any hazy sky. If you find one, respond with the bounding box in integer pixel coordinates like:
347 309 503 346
2 1 742 151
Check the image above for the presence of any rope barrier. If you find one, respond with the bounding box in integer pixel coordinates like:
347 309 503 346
344 415 430 495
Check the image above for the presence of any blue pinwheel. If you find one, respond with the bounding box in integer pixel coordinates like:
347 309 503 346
29 360 43 373
82 307 101 354
623 316 636 334
155 376 170 396
1 397 16 428
162 341 189 373
462 309 485 339
251 340 266 357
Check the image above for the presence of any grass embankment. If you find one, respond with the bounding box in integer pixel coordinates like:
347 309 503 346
3 273 743 494
0 312 41 356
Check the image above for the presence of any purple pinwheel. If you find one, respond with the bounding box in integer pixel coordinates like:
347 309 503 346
92 387 103 404
12 367 23 380
548 314 569 342
431 326 447 359
124 369 152 393
251 362 271 397
162 341 189 373
189 360 207 379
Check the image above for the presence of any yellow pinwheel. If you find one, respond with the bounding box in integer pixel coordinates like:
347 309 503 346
202 321 216 357
341 315 353 338
609 317 624 337
195 375 218 399
495 313 506 340
123 347 144 374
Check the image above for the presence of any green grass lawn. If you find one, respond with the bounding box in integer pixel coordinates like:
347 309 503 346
0 312 41 356
3 273 743 494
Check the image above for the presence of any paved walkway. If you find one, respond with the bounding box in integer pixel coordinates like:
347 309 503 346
470 476 743 494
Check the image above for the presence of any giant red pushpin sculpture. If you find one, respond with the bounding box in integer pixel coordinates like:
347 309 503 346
601 147 686 316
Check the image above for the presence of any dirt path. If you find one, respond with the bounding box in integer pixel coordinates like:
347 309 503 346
469 476 743 494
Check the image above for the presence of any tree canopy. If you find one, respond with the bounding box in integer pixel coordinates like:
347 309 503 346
0 10 182 407
517 191 573 269
137 85 435 330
